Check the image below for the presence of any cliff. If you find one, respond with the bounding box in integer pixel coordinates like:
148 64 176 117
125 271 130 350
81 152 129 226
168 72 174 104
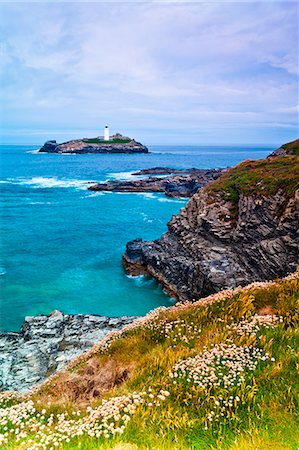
39 134 148 154
123 140 299 301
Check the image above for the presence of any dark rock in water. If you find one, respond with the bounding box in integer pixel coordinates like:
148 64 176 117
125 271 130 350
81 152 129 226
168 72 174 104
123 142 299 301
89 168 228 198
39 134 148 154
39 140 58 153
132 167 203 176
0 311 138 392
133 167 176 175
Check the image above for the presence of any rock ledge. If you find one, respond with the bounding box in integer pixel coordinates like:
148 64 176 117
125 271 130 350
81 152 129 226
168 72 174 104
0 311 138 392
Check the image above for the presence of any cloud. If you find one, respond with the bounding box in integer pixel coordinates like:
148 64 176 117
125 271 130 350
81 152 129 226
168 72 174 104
0 1 298 144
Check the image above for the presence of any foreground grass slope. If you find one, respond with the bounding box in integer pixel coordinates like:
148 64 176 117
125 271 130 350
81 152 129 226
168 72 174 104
1 270 298 450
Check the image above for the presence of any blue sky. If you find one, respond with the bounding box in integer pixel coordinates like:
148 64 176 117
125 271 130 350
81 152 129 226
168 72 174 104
1 1 298 145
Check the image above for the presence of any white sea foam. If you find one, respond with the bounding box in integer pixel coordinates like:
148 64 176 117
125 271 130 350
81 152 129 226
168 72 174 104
112 191 155 197
157 197 188 204
26 149 40 154
109 171 135 181
135 192 157 199
141 212 154 223
0 267 6 276
83 191 105 198
108 171 149 181
28 201 56 205
5 177 92 190
126 274 155 287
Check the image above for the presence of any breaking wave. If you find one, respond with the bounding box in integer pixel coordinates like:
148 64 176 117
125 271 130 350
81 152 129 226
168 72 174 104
3 177 93 190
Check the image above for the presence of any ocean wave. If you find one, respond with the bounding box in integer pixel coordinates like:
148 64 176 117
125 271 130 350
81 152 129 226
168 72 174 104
0 267 6 276
83 191 105 198
26 149 40 154
28 201 56 205
157 197 188 204
108 171 148 181
5 177 93 190
112 192 156 198
126 274 155 287
109 171 135 181
135 192 157 199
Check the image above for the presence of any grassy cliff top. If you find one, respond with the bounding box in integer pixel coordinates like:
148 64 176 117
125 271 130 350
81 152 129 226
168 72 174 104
206 149 299 203
281 138 299 156
2 270 298 449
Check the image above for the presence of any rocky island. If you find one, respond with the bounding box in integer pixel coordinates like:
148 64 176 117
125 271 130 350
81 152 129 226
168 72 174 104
89 167 228 197
39 132 148 154
123 139 299 301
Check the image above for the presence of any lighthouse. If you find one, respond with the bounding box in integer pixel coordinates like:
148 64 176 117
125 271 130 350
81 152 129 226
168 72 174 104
104 125 109 141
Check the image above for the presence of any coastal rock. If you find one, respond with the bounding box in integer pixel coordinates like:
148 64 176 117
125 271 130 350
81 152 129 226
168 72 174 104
131 167 208 176
123 145 299 301
0 312 138 392
268 138 299 157
89 168 227 198
38 134 148 154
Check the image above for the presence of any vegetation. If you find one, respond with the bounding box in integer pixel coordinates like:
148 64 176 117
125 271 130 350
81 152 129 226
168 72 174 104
281 138 299 156
206 154 299 204
83 138 132 145
1 270 298 449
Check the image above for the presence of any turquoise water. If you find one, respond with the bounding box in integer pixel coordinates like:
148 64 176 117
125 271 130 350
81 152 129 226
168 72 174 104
0 144 274 331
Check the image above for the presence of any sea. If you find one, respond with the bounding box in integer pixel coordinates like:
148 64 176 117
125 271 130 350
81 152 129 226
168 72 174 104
0 144 274 331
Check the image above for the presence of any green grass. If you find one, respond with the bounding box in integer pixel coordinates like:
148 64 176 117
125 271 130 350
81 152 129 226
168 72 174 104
2 271 298 449
281 138 299 156
206 154 299 204
83 138 132 144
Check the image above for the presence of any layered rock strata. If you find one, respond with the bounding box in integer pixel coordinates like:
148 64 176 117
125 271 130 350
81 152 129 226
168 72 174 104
123 149 299 301
0 311 137 392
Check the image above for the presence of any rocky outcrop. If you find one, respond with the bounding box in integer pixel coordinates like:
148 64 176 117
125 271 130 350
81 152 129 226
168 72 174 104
39 135 148 154
123 149 299 301
268 138 299 157
0 311 137 392
89 168 227 198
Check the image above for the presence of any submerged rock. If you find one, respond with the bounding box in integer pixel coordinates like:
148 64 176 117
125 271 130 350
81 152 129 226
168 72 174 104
0 311 138 392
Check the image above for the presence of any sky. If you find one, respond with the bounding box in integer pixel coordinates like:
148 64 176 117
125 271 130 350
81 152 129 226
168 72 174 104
0 1 298 145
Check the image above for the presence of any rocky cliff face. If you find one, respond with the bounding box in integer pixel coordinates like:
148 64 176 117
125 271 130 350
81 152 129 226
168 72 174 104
0 311 137 392
123 143 299 301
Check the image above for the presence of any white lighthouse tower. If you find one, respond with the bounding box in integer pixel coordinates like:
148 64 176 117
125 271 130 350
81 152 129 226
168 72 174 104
104 125 109 141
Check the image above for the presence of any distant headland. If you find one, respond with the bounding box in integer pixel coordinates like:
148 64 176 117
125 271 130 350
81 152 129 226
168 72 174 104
39 126 148 154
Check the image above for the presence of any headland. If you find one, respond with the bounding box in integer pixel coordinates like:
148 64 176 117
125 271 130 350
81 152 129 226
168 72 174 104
123 139 299 300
